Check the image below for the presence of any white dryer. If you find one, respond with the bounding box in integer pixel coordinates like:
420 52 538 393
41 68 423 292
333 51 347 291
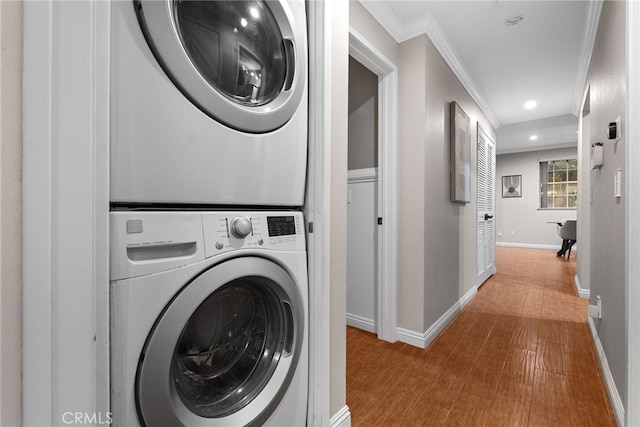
110 211 308 426
110 0 308 207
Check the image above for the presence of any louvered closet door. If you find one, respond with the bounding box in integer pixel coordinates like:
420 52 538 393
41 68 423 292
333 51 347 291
476 125 496 287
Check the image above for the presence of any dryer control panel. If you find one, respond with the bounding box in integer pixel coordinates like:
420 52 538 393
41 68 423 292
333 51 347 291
202 211 305 258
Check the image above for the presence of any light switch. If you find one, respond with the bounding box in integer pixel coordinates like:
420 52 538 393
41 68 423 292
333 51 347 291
614 168 622 198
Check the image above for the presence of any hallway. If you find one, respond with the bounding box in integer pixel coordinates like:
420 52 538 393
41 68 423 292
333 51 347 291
346 246 615 426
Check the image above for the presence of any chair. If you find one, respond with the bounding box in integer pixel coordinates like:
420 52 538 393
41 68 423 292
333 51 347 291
557 220 577 260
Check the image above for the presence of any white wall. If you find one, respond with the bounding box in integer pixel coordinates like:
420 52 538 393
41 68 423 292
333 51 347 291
346 171 377 331
0 1 23 425
495 147 578 248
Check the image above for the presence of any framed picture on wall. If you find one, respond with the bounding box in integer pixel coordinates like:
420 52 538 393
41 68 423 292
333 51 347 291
502 175 522 198
450 101 471 203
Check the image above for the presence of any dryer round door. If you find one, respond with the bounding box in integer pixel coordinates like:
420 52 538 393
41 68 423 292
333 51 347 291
136 257 305 427
136 0 307 134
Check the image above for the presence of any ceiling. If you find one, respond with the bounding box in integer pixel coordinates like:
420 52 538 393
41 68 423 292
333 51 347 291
359 0 603 154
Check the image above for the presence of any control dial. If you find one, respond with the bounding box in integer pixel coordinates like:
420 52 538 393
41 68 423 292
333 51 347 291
230 216 252 239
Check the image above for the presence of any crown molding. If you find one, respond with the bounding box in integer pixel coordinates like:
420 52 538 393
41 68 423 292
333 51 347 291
423 17 501 129
357 0 406 41
571 0 604 116
358 0 501 130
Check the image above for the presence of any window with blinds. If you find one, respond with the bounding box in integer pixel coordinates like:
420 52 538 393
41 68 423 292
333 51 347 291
539 159 578 208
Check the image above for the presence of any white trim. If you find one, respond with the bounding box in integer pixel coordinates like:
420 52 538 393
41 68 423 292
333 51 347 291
627 0 640 424
349 27 399 343
356 1 404 42
329 405 352 427
496 242 560 250
497 141 578 156
571 1 604 116
346 313 377 334
588 318 625 426
22 1 110 424
357 2 500 130
573 274 590 299
422 17 500 129
398 287 477 349
347 167 378 183
538 154 578 163
305 0 331 425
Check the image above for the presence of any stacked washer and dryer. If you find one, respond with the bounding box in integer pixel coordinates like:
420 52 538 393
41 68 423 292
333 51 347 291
109 1 309 426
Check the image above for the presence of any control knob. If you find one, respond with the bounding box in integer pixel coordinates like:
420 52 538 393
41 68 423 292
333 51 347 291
230 216 252 239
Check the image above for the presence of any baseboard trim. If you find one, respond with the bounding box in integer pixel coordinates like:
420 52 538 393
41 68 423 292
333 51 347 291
588 317 625 426
346 313 377 334
398 286 477 349
573 274 590 299
329 405 351 427
496 242 559 250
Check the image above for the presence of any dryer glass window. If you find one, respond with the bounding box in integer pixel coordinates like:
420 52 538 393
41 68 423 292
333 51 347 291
171 278 288 418
174 1 287 107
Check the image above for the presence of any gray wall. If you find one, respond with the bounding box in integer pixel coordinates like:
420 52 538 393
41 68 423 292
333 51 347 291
584 0 628 408
495 147 578 247
421 35 496 332
351 1 496 339
348 56 378 170
397 35 427 332
0 1 23 425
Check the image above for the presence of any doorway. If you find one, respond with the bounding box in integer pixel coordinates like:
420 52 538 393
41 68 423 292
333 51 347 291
347 56 379 333
347 28 398 342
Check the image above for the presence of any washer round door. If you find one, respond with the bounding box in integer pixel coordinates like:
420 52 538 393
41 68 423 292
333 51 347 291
136 257 305 427
136 0 307 134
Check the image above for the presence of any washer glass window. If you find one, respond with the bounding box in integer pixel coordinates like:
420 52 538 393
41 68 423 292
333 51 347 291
172 278 287 418
174 1 287 107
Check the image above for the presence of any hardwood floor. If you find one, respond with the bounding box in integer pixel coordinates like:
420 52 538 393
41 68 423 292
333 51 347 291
346 246 615 426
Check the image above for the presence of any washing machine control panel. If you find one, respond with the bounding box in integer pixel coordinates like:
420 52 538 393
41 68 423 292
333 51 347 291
203 212 305 257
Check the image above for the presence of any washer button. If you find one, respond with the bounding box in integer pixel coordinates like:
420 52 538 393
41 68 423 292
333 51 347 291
215 241 224 250
257 238 264 246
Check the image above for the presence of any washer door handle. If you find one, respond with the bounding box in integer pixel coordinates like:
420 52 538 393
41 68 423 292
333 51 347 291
282 301 294 356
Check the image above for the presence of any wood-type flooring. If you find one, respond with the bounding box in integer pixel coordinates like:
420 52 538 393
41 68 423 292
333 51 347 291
346 246 615 426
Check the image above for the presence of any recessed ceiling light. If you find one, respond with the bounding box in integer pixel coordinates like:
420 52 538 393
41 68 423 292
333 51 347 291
524 100 537 109
530 135 538 141
505 14 524 26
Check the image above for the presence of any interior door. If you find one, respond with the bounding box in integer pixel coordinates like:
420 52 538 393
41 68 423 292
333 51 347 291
476 125 496 287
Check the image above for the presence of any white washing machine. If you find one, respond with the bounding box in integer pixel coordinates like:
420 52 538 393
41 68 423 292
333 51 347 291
110 211 308 426
110 0 308 207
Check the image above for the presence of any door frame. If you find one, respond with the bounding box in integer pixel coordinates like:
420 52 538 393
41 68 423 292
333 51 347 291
348 27 398 343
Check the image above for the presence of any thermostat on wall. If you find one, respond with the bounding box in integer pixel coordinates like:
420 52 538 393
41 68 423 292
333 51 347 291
608 116 621 142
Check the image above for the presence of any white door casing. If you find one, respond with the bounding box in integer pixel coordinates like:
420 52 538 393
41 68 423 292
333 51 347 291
348 26 398 343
